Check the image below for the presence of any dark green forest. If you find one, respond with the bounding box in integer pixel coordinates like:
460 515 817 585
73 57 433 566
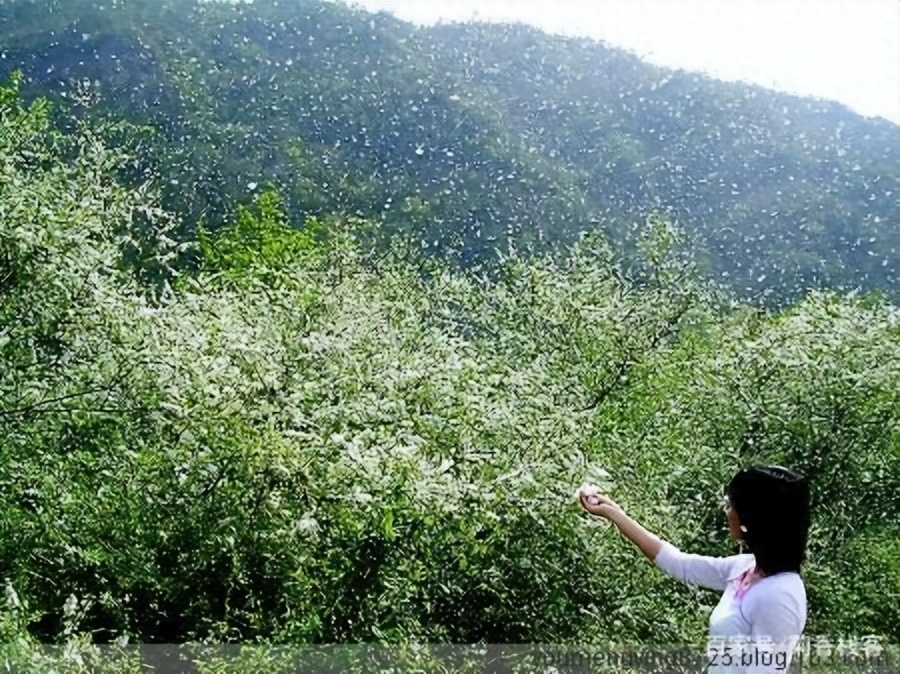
0 0 898 672
1 0 898 303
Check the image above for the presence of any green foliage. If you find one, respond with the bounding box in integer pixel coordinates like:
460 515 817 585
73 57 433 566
1 0 897 303
198 188 323 282
0 71 898 674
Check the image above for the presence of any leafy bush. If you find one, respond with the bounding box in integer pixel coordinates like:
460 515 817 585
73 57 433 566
1 76 897 672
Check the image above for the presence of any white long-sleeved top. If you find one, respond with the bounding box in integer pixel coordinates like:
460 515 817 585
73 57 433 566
654 542 807 674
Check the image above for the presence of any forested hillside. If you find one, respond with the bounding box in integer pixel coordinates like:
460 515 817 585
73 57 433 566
0 0 897 303
1 1 899 672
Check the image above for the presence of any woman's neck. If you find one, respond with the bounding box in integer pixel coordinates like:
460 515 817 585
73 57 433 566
751 558 768 578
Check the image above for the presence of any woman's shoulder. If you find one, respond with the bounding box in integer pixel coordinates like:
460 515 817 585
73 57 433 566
746 571 808 612
723 553 757 582
761 570 807 594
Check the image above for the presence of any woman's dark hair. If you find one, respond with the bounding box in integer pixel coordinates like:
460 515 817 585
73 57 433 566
727 465 811 575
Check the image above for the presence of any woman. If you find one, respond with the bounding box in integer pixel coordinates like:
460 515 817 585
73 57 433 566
577 465 811 673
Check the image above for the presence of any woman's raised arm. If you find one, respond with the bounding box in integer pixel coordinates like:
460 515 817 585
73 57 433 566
577 487 744 591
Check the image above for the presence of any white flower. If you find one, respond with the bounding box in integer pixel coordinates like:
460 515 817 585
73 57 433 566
574 484 601 504
296 514 319 536
351 488 373 504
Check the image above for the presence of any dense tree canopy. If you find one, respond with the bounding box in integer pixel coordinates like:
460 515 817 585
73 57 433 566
0 0 897 306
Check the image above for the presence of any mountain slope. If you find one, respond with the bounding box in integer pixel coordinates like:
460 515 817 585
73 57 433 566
0 0 897 302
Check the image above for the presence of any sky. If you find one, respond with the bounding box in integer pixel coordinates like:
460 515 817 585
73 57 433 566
346 0 900 125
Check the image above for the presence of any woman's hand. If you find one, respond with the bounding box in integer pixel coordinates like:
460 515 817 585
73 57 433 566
573 484 663 562
574 484 624 519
